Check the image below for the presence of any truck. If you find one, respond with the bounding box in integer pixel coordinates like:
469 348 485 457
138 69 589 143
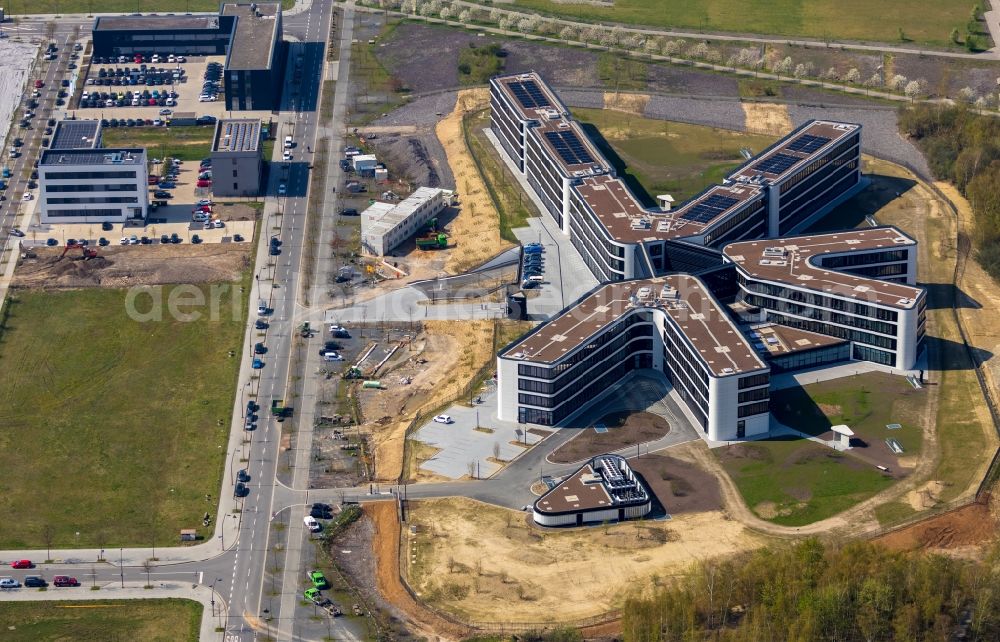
271 399 292 420
416 233 448 250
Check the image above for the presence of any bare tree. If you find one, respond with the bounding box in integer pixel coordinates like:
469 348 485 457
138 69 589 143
142 559 154 588
42 525 55 562
467 460 476 479
492 441 501 461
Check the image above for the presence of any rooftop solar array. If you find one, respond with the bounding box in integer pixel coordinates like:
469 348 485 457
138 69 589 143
753 152 801 175
215 120 259 152
678 194 739 224
508 79 551 110
51 120 100 150
786 134 831 154
544 130 594 166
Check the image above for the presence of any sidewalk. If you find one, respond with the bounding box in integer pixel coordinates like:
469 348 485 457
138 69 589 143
0 582 226 641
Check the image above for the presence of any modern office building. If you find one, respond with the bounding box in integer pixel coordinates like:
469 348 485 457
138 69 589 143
221 2 283 111
360 187 448 256
50 119 102 150
210 118 263 197
497 275 771 441
723 227 925 369
91 3 283 111
533 454 652 527
39 147 148 224
488 73 862 283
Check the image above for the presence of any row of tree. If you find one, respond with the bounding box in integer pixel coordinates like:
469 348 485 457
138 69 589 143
620 539 1000 642
898 104 1000 279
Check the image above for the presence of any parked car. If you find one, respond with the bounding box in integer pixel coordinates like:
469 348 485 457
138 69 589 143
234 482 249 498
53 576 80 587
308 570 329 589
0 577 21 589
251 358 264 369
236 469 251 483
254 342 266 354
24 576 47 588
303 516 321 532
102 221 114 231
254 319 268 330
433 414 454 425
339 208 358 217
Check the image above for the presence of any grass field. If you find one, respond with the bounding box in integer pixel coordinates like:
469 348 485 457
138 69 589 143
458 43 505 86
572 107 777 203
717 437 895 526
509 0 977 48
597 53 647 91
0 282 246 548
770 372 925 454
4 0 293 15
101 126 213 162
0 599 201 641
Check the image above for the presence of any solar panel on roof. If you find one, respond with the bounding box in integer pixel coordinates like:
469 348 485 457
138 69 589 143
678 194 739 224
786 134 830 154
544 130 595 166
753 152 800 175
509 79 551 109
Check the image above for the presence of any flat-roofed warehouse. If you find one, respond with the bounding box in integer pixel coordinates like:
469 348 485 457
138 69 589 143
211 118 263 197
90 3 283 111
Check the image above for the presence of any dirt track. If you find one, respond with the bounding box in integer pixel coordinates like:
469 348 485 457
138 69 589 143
366 501 472 641
12 244 251 289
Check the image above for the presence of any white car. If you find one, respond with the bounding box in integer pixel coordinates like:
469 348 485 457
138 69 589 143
129 235 139 245
303 515 321 532
197 199 213 206
277 183 287 196
322 352 344 362
119 236 129 245
0 577 20 589
21 193 32 201
212 220 225 229
176 56 186 63
433 414 454 425
282 150 292 161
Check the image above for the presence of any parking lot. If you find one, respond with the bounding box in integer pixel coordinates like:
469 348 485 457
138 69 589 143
73 55 271 123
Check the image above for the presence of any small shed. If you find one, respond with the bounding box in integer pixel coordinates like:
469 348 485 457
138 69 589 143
831 424 854 449
179 529 198 542
352 154 377 173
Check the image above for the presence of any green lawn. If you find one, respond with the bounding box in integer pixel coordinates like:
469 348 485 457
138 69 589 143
0 282 247 548
0 599 201 642
572 107 777 203
769 372 925 456
5 0 293 15
101 126 213 163
717 437 895 526
597 52 647 91
509 0 978 48
458 43 505 86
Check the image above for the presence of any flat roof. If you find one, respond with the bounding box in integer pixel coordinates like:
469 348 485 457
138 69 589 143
212 119 261 153
747 323 847 358
51 119 100 150
363 187 443 237
41 148 146 167
222 2 280 71
723 227 923 309
728 120 859 183
502 275 766 376
576 175 763 243
530 118 610 177
492 72 568 122
94 14 222 32
534 455 649 514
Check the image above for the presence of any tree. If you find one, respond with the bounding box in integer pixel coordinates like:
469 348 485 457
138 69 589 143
559 26 577 41
793 62 814 79
687 42 710 59
844 67 861 83
142 559 154 588
889 74 908 91
904 80 923 100
897 26 907 41
957 86 978 103
492 441 501 461
864 73 882 89
41 524 55 562
952 27 962 43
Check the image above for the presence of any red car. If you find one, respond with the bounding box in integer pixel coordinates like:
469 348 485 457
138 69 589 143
196 179 212 188
53 575 80 587
11 559 34 569
147 176 160 185
148 98 157 106
34 80 44 89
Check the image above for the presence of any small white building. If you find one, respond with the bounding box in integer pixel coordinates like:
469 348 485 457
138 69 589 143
360 186 447 256
352 154 377 174
39 147 148 224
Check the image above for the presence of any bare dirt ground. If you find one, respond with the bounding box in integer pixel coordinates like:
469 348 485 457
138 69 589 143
363 320 497 481
629 442 724 515
548 410 670 464
742 102 793 135
367 501 472 641
12 243 251 289
435 89 514 273
602 91 650 115
404 497 765 623
876 494 998 553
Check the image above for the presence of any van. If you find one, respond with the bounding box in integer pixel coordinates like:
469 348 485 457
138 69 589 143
283 135 293 149
527 275 544 283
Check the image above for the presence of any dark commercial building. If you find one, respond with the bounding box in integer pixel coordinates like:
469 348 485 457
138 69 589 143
222 3 283 111
91 2 283 111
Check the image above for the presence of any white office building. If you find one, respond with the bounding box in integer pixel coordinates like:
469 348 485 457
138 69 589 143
39 148 148 225
360 187 448 256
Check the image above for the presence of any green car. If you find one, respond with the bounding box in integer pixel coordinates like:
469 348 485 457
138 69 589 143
308 570 329 589
304 587 321 602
